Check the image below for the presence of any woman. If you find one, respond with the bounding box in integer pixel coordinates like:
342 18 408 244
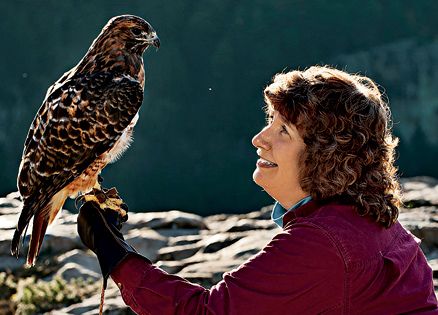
78 66 438 314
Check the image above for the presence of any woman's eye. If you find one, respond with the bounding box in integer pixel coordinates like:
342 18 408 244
131 28 142 36
280 125 288 134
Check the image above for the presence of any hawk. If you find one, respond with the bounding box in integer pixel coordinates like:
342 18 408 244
11 15 160 266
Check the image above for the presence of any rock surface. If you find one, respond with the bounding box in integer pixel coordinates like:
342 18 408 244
0 177 437 314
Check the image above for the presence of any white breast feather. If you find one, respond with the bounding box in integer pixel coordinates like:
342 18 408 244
106 113 139 163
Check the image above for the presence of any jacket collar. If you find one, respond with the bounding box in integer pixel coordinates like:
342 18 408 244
282 199 321 228
282 197 354 228
272 196 312 228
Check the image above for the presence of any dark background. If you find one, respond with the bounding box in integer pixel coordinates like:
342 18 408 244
1 1 437 214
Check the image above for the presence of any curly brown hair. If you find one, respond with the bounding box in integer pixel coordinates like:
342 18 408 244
264 66 402 227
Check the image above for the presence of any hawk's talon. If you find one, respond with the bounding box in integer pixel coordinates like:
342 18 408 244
76 186 127 220
106 187 119 198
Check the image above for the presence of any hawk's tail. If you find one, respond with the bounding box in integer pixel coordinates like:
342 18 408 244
26 210 50 266
11 199 37 260
11 191 67 266
11 226 26 259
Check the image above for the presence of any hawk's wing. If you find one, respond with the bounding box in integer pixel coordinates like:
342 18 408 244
21 67 77 151
16 72 143 232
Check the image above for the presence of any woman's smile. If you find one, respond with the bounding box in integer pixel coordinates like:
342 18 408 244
256 156 278 168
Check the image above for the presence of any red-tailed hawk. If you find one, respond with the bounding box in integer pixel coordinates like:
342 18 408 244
11 15 160 266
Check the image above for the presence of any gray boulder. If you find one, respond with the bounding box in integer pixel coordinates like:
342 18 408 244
52 249 100 281
122 210 208 231
124 228 168 262
401 176 438 206
49 286 129 315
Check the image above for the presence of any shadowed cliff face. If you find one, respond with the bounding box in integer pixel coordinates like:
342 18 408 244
0 2 437 214
331 39 438 177
332 39 438 144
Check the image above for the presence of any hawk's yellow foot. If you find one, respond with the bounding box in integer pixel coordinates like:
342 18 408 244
78 187 127 218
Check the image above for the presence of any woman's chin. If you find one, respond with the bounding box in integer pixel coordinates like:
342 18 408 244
253 168 268 188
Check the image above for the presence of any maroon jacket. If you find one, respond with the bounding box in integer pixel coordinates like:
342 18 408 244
111 201 438 314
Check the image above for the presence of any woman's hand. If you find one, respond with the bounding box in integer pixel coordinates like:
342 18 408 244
77 192 139 288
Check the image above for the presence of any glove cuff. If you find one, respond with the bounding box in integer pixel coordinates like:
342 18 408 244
91 210 142 289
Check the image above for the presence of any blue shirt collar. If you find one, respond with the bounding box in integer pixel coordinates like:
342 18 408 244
271 196 312 228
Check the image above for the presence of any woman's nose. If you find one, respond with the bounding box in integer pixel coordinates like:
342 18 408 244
252 128 270 150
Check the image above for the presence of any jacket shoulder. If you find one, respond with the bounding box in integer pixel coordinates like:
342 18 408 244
300 202 412 266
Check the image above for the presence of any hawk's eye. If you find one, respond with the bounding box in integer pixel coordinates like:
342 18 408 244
131 28 142 36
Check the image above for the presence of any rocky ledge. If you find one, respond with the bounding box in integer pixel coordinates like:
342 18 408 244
0 177 438 314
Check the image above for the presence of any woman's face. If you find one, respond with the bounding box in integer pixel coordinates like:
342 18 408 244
252 110 307 208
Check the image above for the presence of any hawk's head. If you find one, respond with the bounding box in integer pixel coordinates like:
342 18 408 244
95 15 160 54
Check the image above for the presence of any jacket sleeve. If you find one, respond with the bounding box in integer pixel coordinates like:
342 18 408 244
111 222 345 315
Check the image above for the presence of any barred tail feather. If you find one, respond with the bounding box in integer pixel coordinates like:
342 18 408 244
11 225 26 258
11 201 35 259
26 190 67 266
11 190 68 266
27 211 50 266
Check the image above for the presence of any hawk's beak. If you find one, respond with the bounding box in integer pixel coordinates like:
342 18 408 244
142 33 160 49
151 36 160 49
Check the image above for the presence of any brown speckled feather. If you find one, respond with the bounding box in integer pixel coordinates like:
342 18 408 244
11 14 159 265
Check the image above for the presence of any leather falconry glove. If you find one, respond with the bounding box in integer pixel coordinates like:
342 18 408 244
77 188 149 289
